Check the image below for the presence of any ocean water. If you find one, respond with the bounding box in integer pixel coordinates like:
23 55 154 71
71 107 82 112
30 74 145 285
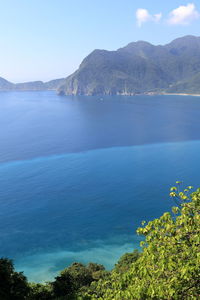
0 91 200 282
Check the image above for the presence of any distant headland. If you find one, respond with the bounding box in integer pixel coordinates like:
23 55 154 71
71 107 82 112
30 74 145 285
0 77 65 91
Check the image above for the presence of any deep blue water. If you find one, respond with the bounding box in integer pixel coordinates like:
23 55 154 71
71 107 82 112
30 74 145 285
0 91 200 281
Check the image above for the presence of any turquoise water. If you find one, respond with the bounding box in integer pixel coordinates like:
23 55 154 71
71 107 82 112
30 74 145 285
0 92 200 281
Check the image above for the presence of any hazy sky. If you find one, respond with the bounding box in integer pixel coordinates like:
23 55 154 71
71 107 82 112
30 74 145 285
1 0 200 82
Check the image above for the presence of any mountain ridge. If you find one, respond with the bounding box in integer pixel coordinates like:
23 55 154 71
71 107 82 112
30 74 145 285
0 77 65 91
58 35 200 96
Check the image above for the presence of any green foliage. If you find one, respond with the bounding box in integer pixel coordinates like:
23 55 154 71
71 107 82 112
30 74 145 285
114 250 140 274
2 184 200 299
88 185 200 299
51 271 75 299
28 283 53 300
86 263 107 281
0 258 30 300
29 262 108 300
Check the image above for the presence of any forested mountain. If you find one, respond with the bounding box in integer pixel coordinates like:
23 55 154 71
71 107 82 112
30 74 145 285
2 36 200 95
58 35 200 95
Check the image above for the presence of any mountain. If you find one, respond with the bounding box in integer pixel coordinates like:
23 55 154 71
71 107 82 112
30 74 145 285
58 35 200 96
0 78 65 91
0 77 14 90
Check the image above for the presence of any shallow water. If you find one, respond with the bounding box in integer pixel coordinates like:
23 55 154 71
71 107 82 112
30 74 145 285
0 92 200 281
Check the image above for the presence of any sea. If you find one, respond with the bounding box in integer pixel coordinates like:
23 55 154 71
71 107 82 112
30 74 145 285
0 91 200 282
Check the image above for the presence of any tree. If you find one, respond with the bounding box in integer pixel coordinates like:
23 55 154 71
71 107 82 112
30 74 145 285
114 250 140 274
51 271 74 298
90 185 200 299
51 262 107 299
29 283 53 300
0 258 30 300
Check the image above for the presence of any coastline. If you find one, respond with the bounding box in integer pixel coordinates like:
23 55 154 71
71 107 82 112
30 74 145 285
160 92 200 97
58 90 200 97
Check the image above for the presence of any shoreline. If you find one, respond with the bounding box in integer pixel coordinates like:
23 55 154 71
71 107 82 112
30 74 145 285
1 89 200 97
59 90 200 97
160 92 200 97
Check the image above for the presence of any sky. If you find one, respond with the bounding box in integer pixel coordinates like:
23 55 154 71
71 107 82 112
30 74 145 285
0 0 200 82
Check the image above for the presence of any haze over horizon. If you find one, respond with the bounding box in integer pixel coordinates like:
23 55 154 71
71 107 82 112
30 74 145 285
1 0 200 82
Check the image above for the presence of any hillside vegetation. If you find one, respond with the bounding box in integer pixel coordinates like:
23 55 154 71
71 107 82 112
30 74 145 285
0 184 199 299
